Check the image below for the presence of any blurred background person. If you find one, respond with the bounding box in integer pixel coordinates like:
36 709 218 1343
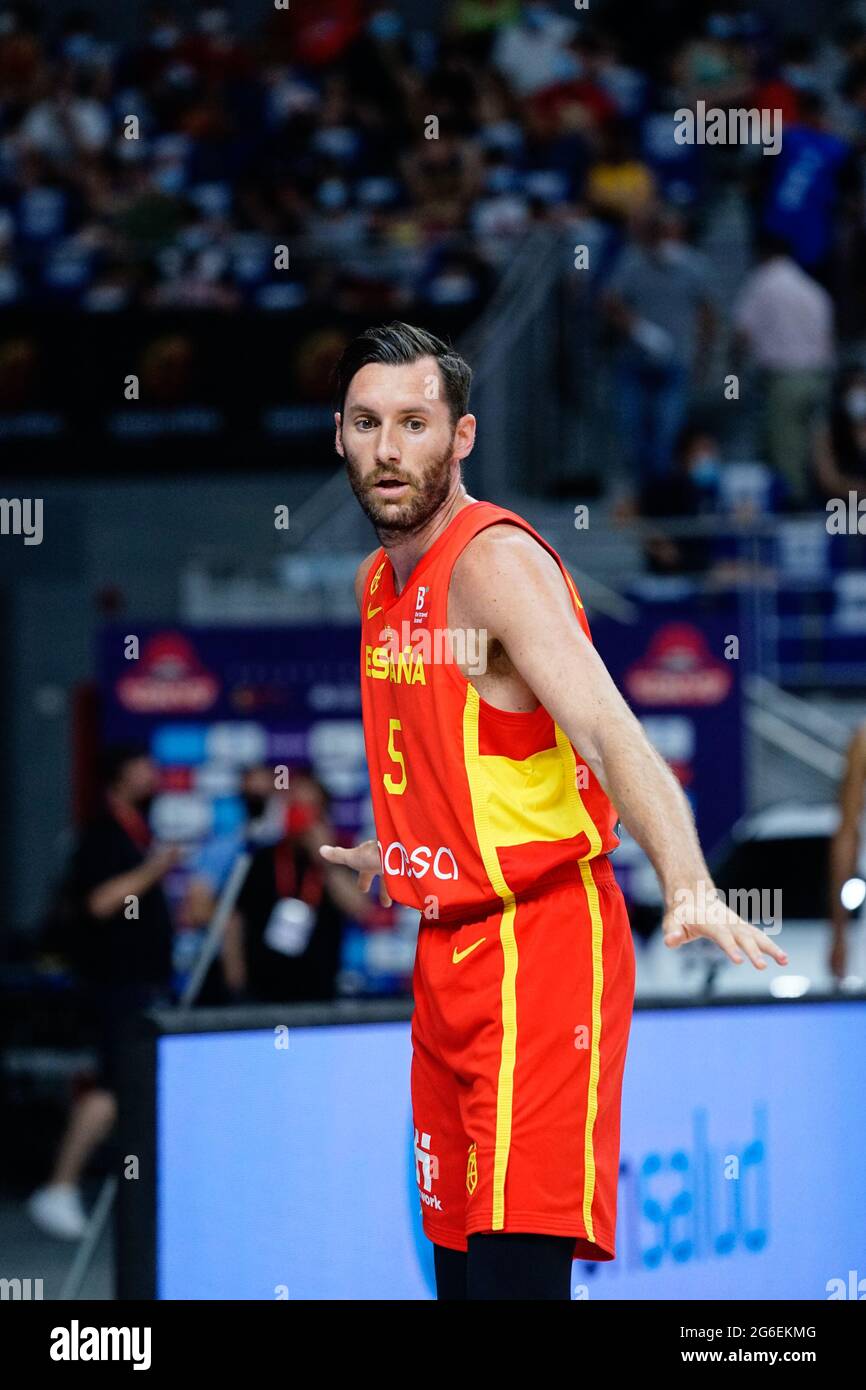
604 202 716 482
221 771 374 1004
812 363 866 504
632 422 726 576
628 421 787 581
758 91 859 296
732 231 835 508
177 762 289 935
27 743 178 1240
585 116 657 228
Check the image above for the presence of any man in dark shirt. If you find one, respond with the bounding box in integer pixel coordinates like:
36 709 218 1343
222 772 372 1003
68 747 176 990
27 743 178 1240
638 424 722 574
233 834 344 1003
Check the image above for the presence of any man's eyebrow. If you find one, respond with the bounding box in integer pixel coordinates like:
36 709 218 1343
347 402 434 415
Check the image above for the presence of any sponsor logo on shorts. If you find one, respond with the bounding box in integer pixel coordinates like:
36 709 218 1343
379 840 459 880
466 1142 478 1196
414 1129 443 1211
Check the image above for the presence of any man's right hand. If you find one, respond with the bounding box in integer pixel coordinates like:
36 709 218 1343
319 839 392 907
149 844 183 877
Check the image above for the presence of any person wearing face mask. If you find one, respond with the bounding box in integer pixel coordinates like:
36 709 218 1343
604 203 715 481
636 424 724 575
27 743 179 1240
220 771 374 1003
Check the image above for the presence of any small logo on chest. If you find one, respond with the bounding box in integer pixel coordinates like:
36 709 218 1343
414 584 430 623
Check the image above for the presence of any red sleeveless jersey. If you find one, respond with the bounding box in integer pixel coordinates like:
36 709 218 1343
359 500 620 920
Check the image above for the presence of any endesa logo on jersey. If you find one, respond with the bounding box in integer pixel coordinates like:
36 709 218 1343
379 840 459 880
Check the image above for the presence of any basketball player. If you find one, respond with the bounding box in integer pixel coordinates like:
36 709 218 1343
320 322 788 1301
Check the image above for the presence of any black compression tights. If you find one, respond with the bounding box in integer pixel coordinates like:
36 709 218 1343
433 1233 575 1300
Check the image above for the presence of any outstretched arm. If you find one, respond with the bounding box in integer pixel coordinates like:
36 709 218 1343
453 525 788 970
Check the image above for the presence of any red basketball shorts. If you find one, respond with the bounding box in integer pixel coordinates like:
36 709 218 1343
410 855 635 1261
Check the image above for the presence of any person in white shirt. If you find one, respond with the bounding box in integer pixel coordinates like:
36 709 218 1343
491 1 577 98
732 232 835 506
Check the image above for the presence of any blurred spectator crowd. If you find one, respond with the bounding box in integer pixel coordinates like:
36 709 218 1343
2 0 866 317
3 0 866 519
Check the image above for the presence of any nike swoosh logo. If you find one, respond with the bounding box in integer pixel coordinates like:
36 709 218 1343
367 605 383 619
452 936 486 964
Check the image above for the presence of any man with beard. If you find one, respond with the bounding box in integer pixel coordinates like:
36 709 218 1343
27 743 177 1240
321 321 788 1300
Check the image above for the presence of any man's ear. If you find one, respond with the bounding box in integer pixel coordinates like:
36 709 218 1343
334 411 344 458
454 412 476 462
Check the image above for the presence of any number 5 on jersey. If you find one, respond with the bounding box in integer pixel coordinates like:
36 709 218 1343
383 717 407 794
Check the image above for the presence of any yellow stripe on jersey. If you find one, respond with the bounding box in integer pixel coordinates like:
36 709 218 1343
462 683 517 1231
553 722 602 858
555 721 604 1239
462 690 606 1241
472 746 584 846
476 731 604 851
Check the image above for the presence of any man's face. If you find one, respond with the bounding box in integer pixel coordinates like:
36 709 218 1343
119 756 159 806
336 357 468 534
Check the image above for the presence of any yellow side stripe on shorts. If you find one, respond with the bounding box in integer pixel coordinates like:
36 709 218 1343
552 724 605 1239
462 683 517 1231
553 722 606 1234
578 857 605 1245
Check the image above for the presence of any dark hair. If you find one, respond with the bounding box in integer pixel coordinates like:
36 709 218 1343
333 321 472 426
755 229 792 260
99 741 150 788
797 90 826 119
289 764 332 813
674 421 717 463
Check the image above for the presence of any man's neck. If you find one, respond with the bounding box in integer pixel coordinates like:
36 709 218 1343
383 485 477 595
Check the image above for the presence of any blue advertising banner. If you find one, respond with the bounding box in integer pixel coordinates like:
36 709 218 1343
591 602 744 906
98 624 418 993
153 1000 866 1299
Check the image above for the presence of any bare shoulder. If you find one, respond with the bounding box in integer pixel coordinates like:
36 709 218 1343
452 522 567 610
354 549 381 613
